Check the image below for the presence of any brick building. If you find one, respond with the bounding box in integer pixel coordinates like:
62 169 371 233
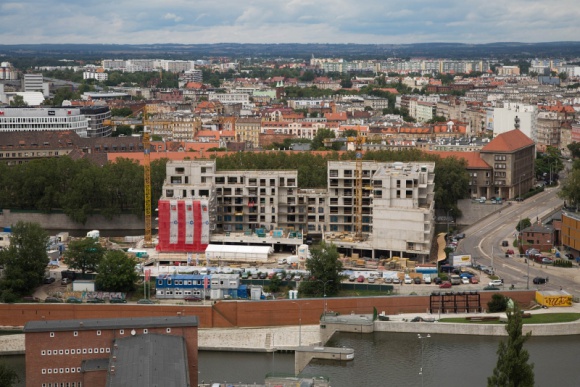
24 316 198 387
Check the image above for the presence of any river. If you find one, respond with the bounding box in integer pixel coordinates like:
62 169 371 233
4 332 580 386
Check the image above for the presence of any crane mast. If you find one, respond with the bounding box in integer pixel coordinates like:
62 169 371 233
142 105 153 248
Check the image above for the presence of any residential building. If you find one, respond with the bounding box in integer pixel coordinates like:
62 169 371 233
520 222 554 252
492 102 538 142
23 316 199 387
208 92 250 105
235 117 262 149
0 62 18 80
82 69 108 82
22 73 49 96
80 106 112 138
497 66 521 76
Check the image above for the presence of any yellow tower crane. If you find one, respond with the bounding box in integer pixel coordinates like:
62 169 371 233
348 129 366 241
142 105 153 248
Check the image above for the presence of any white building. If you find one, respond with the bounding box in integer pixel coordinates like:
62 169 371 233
83 69 108 81
208 92 250 105
22 74 49 97
0 107 89 137
0 62 18 80
492 102 538 141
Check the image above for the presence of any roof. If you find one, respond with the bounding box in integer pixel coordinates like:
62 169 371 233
426 151 491 169
481 130 535 153
108 334 189 387
24 316 198 333
205 244 271 255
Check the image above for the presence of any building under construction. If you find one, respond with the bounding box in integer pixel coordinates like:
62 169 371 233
157 160 436 262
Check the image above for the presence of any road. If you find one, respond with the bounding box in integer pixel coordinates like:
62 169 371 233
456 182 580 297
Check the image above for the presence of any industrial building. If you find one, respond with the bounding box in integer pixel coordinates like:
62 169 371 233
157 159 436 262
0 107 89 137
23 316 199 387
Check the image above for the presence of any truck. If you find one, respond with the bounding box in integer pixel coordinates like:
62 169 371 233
278 255 299 265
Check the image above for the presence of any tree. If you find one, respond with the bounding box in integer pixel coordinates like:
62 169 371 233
516 218 531 232
433 156 470 217
488 303 534 387
63 237 105 275
567 142 580 159
9 95 27 107
298 241 343 297
311 128 339 150
487 293 508 312
95 250 138 293
559 168 580 209
0 221 49 298
0 362 19 387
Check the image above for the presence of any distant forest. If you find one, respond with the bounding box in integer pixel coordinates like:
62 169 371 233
1 42 580 61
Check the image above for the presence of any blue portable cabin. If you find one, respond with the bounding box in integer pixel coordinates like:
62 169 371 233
156 274 210 299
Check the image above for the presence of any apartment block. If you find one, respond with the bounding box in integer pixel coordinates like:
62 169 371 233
159 160 436 261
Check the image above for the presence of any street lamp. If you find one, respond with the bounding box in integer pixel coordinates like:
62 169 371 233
317 279 333 319
418 334 431 387
291 301 309 347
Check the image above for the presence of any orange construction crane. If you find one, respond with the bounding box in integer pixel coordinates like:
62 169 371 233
348 129 366 241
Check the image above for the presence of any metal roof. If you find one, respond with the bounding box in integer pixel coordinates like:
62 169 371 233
107 334 190 387
24 316 198 333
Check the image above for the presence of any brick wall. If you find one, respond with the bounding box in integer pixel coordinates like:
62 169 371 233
1 291 536 330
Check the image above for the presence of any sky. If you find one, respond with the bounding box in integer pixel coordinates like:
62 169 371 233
1 0 579 45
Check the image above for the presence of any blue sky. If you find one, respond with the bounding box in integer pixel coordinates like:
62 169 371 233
1 0 578 44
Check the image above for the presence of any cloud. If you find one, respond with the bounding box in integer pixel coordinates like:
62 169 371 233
0 0 579 44
163 13 183 23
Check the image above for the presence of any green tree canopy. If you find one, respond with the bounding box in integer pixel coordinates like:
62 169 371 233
0 362 20 387
567 142 580 159
311 128 340 150
516 218 532 232
559 168 580 209
95 250 139 293
298 241 343 297
9 95 27 107
488 303 534 387
63 237 105 275
0 221 49 298
535 147 563 182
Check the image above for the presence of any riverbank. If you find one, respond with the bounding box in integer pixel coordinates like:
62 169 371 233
3 303 580 356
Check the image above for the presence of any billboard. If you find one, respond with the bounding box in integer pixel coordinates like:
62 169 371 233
452 254 472 267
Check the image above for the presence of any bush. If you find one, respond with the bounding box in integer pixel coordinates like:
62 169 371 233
488 293 508 313
553 259 573 268
0 290 18 304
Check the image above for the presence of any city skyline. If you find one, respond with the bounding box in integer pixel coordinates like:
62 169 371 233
1 0 579 45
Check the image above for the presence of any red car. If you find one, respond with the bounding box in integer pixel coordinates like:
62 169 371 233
439 281 452 289
357 275 365 283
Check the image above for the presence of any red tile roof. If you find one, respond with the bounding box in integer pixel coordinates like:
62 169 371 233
426 151 491 169
481 130 535 153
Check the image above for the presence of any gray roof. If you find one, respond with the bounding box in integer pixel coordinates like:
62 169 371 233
107 333 190 387
24 316 198 333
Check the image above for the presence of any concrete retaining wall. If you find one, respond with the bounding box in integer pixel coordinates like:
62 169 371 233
0 209 144 231
374 320 580 336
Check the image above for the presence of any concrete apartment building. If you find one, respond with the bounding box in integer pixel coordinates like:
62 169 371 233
23 316 199 387
492 102 538 141
160 159 436 261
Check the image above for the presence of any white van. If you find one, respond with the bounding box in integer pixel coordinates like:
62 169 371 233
404 275 413 284
423 274 432 284
278 255 299 265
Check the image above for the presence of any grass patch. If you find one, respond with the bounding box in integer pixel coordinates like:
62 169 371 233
440 313 580 324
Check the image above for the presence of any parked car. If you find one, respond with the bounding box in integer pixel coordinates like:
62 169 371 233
384 277 393 284
292 274 302 282
184 296 203 302
348 274 356 282
45 297 63 303
22 296 40 303
506 249 515 255
368 277 376 284
61 278 69 285
461 277 470 284
565 253 575 260
541 257 553 264
392 277 401 284
459 272 474 279
439 281 452 289
43 277 55 284
66 297 82 304
284 274 292 281
501 240 509 247
488 279 504 287
515 197 524 202
137 299 155 304
357 275 365 283
258 272 267 279
109 298 127 304
251 273 259 280
433 277 442 285
483 285 500 291
241 272 250 280
533 277 547 285
470 277 479 284
86 298 105 303
404 275 413 284
413 277 421 284
455 233 466 240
